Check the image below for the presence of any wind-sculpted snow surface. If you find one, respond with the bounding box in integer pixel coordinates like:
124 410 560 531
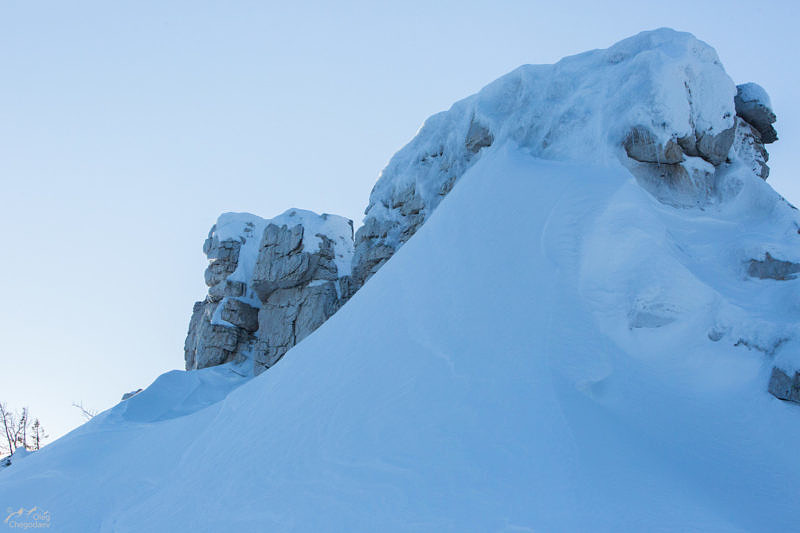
2 29 799 531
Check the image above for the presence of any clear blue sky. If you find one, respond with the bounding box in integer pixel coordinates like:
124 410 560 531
2 0 798 441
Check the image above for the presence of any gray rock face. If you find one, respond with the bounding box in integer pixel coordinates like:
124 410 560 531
185 211 354 373
734 83 778 144
250 222 350 374
220 298 259 333
185 222 255 370
252 223 339 301
747 252 800 281
351 218 397 285
203 239 241 287
253 281 340 371
768 367 800 404
184 299 248 369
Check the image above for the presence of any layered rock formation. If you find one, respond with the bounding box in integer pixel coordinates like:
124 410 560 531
184 210 354 374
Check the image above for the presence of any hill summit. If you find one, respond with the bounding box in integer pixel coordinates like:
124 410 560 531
2 29 799 532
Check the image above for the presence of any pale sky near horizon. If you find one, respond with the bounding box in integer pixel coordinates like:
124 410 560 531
2 0 798 442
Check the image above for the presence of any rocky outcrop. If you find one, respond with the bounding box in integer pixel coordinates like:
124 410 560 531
183 30 791 408
184 211 354 374
254 282 340 371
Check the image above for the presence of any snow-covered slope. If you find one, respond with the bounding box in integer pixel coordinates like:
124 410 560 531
4 145 800 531
2 29 799 531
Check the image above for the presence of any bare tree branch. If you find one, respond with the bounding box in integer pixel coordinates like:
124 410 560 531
72 401 98 421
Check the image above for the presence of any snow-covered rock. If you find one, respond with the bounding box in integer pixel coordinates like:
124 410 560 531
188 29 787 386
351 28 776 287
185 210 354 373
734 82 778 143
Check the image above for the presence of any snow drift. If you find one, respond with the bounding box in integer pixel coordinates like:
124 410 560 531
2 28 799 532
